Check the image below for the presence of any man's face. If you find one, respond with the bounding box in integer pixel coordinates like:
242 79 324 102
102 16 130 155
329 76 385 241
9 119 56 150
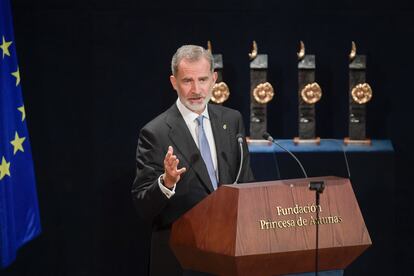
170 57 217 114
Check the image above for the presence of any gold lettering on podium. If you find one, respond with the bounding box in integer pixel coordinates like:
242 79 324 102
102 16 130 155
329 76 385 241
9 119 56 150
258 204 342 230
276 204 322 216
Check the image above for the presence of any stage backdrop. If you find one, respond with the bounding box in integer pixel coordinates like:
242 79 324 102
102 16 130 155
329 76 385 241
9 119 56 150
3 0 413 275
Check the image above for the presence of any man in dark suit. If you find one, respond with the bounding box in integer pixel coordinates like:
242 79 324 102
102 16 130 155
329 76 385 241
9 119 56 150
132 45 254 276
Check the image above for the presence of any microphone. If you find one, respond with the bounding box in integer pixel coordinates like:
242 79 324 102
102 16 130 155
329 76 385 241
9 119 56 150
262 132 308 178
233 133 244 184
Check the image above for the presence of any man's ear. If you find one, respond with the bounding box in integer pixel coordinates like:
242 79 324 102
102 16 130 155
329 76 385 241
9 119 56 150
170 75 177 91
213 71 218 83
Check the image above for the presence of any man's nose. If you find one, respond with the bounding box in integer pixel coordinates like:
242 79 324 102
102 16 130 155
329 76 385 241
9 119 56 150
191 81 200 93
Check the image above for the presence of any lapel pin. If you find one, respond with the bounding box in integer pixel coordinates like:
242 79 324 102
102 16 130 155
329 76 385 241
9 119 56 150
223 124 227 130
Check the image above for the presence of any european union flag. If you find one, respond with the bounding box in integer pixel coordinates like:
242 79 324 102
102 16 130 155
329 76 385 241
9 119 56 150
0 0 41 268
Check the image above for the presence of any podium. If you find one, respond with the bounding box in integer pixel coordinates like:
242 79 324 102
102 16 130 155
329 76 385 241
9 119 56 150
170 176 371 276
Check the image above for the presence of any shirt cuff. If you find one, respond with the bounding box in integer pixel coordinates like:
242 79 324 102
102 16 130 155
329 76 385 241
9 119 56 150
158 174 176 198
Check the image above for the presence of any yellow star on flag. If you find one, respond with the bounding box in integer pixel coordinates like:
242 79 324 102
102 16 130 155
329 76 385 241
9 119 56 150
18 105 26 121
11 66 20 86
0 156 11 180
0 35 12 58
10 131 26 155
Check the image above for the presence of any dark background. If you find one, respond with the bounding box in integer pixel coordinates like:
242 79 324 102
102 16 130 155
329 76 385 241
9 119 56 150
3 0 413 275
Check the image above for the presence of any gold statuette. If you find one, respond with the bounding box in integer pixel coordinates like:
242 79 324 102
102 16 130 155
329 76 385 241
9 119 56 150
207 40 212 53
297 40 305 60
301 82 322 104
211 82 230 104
249 40 258 60
351 83 373 104
349 41 356 61
253 82 274 104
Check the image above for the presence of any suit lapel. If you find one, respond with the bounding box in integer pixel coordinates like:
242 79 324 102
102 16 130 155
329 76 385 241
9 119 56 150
166 104 215 193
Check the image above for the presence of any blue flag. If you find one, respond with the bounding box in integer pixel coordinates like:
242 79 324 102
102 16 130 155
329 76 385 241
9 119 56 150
0 0 41 268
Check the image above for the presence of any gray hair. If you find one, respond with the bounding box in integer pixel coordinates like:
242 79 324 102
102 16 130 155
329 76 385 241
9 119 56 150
171 45 214 76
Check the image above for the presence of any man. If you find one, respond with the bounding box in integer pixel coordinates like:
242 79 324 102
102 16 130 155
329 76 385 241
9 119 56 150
132 45 254 276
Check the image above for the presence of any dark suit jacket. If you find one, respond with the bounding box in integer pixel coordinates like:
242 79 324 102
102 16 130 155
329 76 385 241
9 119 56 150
132 103 254 275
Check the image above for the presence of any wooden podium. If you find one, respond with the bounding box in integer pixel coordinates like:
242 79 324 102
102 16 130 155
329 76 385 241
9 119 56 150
170 176 371 276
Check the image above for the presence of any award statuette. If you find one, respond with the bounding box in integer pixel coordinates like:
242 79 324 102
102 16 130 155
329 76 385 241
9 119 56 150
248 41 274 144
294 41 322 145
344 42 372 145
207 41 230 105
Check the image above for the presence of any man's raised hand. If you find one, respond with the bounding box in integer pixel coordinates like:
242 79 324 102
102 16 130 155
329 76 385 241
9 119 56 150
162 146 186 188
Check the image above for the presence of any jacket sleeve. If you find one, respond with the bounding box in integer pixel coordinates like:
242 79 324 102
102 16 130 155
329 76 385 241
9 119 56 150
131 126 169 221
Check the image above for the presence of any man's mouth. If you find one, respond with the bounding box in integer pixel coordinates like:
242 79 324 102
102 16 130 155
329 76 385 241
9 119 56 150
189 96 203 101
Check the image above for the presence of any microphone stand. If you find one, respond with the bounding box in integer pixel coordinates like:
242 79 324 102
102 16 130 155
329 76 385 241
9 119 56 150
309 181 325 276
265 132 325 275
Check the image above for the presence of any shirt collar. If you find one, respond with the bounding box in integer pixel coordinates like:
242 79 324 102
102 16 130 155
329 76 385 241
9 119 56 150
176 98 210 122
